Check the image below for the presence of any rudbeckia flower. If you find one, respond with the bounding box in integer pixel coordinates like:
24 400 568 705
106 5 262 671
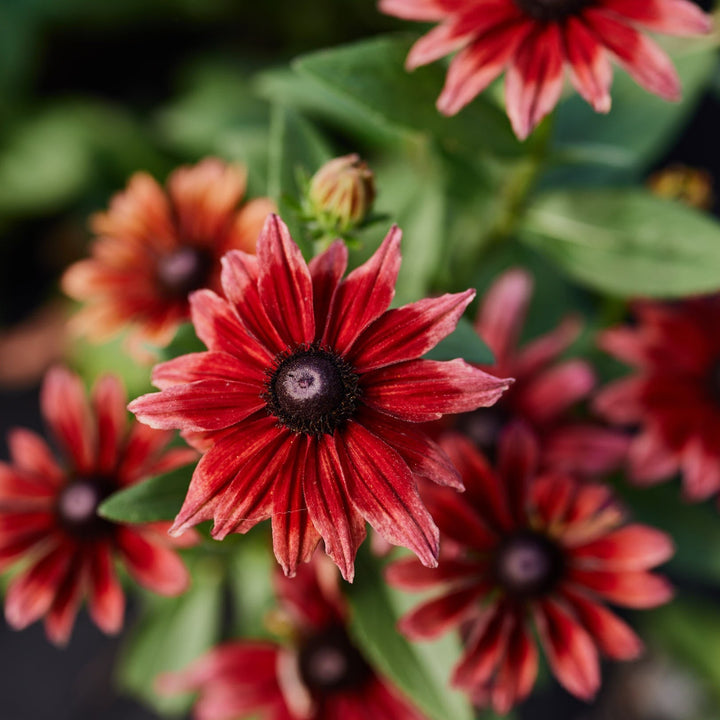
387 424 673 713
596 297 720 501
0 367 197 644
158 553 427 720
380 0 712 138
129 214 511 581
62 158 275 355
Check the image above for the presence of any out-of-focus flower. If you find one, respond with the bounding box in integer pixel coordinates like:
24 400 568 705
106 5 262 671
596 297 720 501
0 367 198 645
129 214 511 581
306 154 376 237
158 553 428 720
387 424 674 714
379 0 712 139
62 158 275 356
448 268 627 476
647 164 714 210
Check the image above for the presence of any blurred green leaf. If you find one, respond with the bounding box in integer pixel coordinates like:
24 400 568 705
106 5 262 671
520 189 720 297
267 104 333 246
118 556 224 716
100 464 194 524
293 34 522 157
425 317 494 365
347 550 474 720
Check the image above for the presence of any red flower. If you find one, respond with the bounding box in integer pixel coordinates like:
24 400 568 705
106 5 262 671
387 425 673 713
0 367 198 645
379 0 712 139
451 268 627 476
596 297 720 501
62 158 275 354
129 214 511 581
158 553 428 720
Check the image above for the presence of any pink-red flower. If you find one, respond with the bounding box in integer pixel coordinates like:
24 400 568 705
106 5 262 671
387 424 673 713
62 158 275 354
448 267 627 476
596 297 720 501
0 367 197 645
380 0 712 139
158 553 428 720
129 214 511 581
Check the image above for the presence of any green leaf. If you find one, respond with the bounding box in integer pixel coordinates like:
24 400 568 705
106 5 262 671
425 317 494 365
346 550 474 720
293 34 521 157
117 555 224 716
520 189 720 297
267 104 333 248
99 464 194 524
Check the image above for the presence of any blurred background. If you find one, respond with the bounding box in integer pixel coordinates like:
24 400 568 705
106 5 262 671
1 1 719 719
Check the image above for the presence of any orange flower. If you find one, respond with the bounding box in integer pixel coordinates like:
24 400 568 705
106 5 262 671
62 158 275 356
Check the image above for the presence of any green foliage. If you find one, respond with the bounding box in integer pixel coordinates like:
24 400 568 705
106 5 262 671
520 189 720 297
425 317 494 365
99 465 194 524
346 550 475 720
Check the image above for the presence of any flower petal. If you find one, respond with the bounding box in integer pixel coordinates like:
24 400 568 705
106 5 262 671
88 544 125 634
256 214 315 346
308 239 348 340
336 422 439 567
572 524 674 570
568 567 673 608
363 359 511 422
93 374 128 475
151 350 266 390
349 290 475 372
7 428 63 485
599 0 712 36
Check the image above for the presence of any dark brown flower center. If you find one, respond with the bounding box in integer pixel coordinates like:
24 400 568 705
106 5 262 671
494 531 565 598
56 478 114 539
264 346 360 436
156 246 214 298
513 0 593 21
298 626 372 695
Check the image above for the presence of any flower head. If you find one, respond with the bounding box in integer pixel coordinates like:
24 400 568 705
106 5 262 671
596 297 720 501
380 0 712 139
129 214 511 581
451 268 627 476
0 367 198 645
158 553 428 720
387 424 674 713
62 158 275 354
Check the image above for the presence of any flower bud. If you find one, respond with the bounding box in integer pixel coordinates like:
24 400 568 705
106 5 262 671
307 154 376 234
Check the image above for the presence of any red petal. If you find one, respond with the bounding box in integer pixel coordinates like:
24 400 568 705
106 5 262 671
169 416 286 536
88 544 125 634
568 567 673 608
532 474 574 525
563 588 643 660
349 290 475 372
505 25 564 140
308 239 348 339
681 438 720 501
563 17 612 113
7 428 63 485
116 422 174 486
543 424 629 477
628 429 679 485
323 226 401 355
189 288 274 364
129 378 265 432
475 268 533 367
359 408 462 489
272 438 321 578
41 367 96 474
117 527 189 596
359 677 428 720
585 8 680 101
152 350 266 389
572 524 674 570
302 438 367 582
534 599 600 701
379 0 467 22
387 556 485 590
497 423 539 524
220 251 286 354
515 315 582 377
256 214 315 346
363 359 511 422
599 0 711 35
92 374 128 475
594 376 645 424
336 422 439 567
398 584 487 639
45 554 87 645
491 622 538 714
